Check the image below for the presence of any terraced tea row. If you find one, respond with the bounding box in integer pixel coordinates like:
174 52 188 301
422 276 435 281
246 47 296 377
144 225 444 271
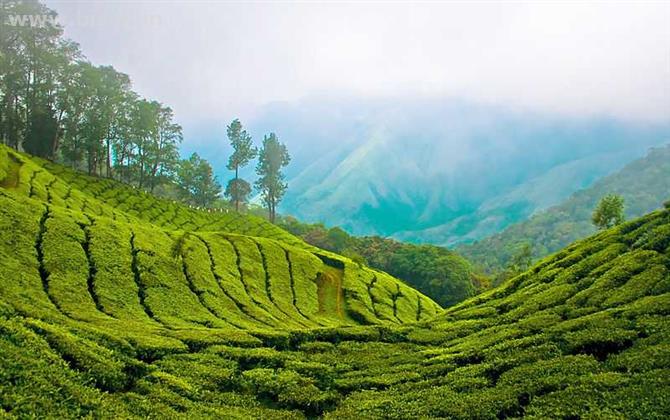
1 205 668 418
2 145 668 418
0 146 440 332
2 149 300 243
2 193 438 332
29 154 307 246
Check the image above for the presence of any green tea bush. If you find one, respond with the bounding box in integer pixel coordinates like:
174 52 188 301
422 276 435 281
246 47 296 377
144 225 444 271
209 346 286 369
606 343 670 373
0 318 129 417
242 368 338 414
24 319 134 392
604 264 670 306
497 355 602 395
2 149 670 418
0 146 8 182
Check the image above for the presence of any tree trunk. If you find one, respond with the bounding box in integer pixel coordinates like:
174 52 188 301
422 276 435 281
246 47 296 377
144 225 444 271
270 197 276 223
106 138 111 178
138 147 145 188
234 166 239 212
50 109 65 160
87 145 93 175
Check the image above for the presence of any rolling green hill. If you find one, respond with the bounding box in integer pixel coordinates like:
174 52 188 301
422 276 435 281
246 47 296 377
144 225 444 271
0 145 440 332
458 145 670 275
1 145 669 418
277 217 479 308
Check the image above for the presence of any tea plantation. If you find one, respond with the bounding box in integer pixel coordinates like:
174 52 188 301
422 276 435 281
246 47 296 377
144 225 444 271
1 145 669 418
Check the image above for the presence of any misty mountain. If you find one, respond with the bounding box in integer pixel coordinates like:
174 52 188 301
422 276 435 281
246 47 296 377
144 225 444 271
457 144 670 273
246 96 670 244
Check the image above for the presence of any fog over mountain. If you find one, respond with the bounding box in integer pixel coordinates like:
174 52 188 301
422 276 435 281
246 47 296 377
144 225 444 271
245 96 670 244
45 1 670 244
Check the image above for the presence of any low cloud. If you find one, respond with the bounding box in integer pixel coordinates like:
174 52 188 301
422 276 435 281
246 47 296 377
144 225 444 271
47 1 670 124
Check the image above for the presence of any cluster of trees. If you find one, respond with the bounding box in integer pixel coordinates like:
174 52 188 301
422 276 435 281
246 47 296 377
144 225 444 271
1 2 183 190
0 1 291 217
278 216 482 307
223 119 290 222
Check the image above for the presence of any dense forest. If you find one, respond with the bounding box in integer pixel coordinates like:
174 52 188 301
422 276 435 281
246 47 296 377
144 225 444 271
0 1 291 217
278 216 486 307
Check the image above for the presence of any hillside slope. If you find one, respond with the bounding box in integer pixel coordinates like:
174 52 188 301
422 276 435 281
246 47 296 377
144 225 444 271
459 145 670 274
1 145 669 418
253 96 670 241
0 145 441 332
394 148 646 246
327 206 670 418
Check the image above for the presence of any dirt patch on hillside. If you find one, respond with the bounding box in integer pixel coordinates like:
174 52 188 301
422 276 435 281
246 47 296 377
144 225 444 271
0 153 22 189
316 266 344 319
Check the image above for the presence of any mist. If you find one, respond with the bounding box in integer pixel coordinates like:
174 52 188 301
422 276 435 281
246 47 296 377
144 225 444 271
46 0 670 127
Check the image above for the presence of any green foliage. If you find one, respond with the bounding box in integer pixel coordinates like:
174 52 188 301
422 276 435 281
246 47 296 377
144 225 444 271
226 119 257 171
0 0 184 190
1 146 670 418
592 193 625 230
279 216 479 307
225 178 252 209
176 153 222 207
0 318 130 417
225 119 257 211
0 148 6 182
255 133 290 223
242 368 338 413
460 146 670 274
508 242 533 273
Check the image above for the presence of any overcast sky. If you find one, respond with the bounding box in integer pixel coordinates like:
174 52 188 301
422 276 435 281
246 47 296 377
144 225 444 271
45 1 670 126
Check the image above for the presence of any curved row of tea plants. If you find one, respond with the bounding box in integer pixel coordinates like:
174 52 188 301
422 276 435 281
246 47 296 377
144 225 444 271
0 147 440 333
1 146 668 418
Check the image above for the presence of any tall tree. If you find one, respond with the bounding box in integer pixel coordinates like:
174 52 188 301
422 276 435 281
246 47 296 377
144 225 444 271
129 99 160 187
111 90 140 183
225 119 256 211
1 0 79 158
147 105 182 191
255 133 290 223
592 194 625 230
225 178 252 211
59 61 93 168
176 152 222 207
77 64 131 175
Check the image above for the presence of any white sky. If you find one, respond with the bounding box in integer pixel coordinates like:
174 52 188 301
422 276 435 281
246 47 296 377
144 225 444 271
46 1 670 123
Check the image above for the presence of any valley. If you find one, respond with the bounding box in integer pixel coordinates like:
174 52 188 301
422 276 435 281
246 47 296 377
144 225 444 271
1 145 669 418
1 1 668 418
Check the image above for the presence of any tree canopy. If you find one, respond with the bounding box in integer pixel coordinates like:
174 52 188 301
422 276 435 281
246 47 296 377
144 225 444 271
176 153 222 207
255 133 290 223
225 119 256 211
1 2 293 214
0 1 227 207
592 194 625 230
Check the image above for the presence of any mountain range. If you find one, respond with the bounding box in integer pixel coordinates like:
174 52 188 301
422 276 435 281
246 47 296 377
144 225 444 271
244 96 670 245
458 144 670 273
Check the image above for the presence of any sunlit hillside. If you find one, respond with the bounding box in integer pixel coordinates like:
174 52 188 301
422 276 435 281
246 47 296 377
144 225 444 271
1 145 669 418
